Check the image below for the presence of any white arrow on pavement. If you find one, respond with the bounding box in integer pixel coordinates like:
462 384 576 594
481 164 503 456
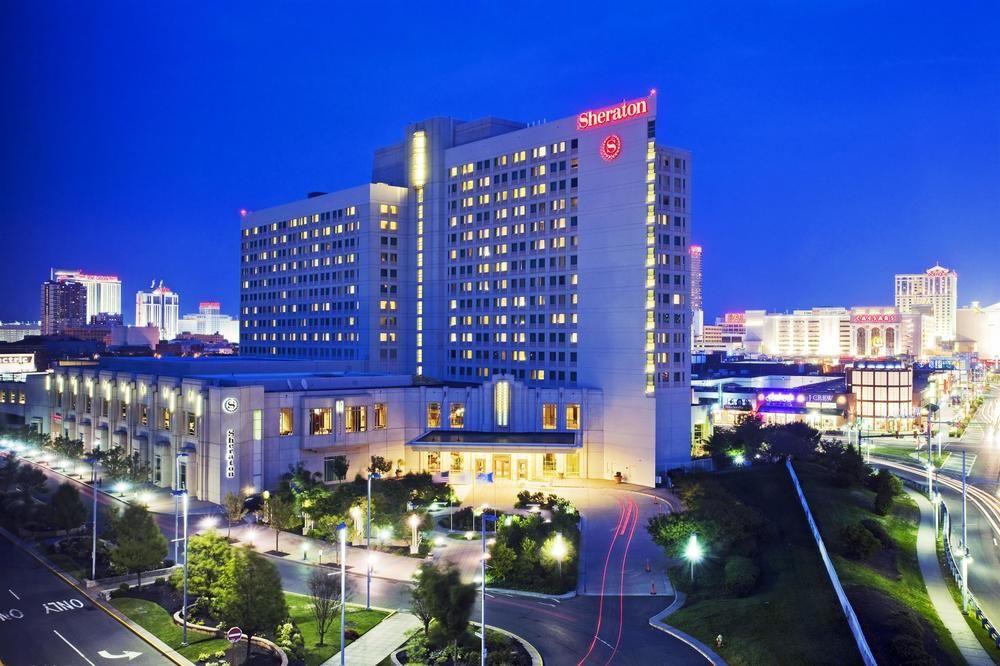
97 650 143 660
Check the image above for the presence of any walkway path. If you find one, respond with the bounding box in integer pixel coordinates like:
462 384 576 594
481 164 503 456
321 611 420 666
908 489 994 666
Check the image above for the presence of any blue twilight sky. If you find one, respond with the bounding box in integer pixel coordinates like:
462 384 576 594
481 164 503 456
1 2 998 324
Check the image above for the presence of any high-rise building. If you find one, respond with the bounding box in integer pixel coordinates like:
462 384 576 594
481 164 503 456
51 269 121 322
689 244 704 341
241 91 692 482
136 282 179 341
957 301 1000 360
40 279 86 335
178 302 240 343
0 322 41 343
894 264 957 344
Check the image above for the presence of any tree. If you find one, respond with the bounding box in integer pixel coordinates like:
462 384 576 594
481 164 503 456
111 504 168 586
488 541 517 583
218 547 288 660
411 562 439 636
15 465 47 496
0 454 23 493
331 455 349 482
307 568 340 646
872 469 901 515
368 455 392 476
171 531 233 614
49 483 86 535
267 494 298 553
436 567 476 650
222 491 246 539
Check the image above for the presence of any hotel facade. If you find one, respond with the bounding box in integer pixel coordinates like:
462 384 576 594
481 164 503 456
240 92 691 487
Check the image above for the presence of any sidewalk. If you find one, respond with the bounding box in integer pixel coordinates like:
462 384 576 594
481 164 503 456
226 523 423 582
907 489 994 666
321 611 420 666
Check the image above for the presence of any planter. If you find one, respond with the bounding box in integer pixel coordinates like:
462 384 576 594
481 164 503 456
171 609 288 666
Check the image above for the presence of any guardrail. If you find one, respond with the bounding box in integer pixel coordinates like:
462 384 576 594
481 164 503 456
786 459 877 666
899 477 1000 650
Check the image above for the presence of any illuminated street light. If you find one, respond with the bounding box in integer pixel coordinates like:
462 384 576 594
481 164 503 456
199 515 219 531
684 534 704 583
551 532 567 578
408 514 420 555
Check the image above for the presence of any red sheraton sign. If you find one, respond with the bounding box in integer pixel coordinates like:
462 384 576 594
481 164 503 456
577 97 649 130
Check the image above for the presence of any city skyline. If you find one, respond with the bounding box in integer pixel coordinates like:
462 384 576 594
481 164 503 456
2 3 998 322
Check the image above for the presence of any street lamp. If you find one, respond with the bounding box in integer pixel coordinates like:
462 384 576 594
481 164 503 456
408 514 420 555
366 471 381 611
336 522 347 666
684 534 704 583
85 455 98 581
926 464 935 502
302 543 309 561
932 492 942 537
961 550 973 612
180 490 190 646
551 532 567 579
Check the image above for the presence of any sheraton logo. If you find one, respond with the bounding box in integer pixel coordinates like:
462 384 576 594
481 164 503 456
577 97 649 130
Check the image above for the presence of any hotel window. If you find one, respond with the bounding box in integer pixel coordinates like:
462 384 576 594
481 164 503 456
374 403 387 430
427 452 440 473
346 406 367 433
542 403 557 430
119 402 128 420
101 398 109 418
566 404 581 430
253 409 262 440
85 395 92 413
140 404 149 426
279 408 294 436
310 408 333 435
161 407 171 431
543 453 557 473
449 402 465 429
494 381 510 427
450 452 464 472
186 413 196 436
427 402 441 429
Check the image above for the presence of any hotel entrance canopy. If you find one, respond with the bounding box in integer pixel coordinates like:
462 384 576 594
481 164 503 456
409 430 579 454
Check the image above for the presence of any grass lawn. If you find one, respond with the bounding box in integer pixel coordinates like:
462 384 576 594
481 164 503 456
284 592 389 666
937 539 1000 659
666 465 858 666
110 597 232 662
795 462 963 664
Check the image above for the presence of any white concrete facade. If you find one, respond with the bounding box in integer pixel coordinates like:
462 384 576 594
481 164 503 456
895 264 958 344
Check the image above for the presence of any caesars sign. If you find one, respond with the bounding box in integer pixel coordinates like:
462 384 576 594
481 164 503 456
851 312 900 325
0 353 36 374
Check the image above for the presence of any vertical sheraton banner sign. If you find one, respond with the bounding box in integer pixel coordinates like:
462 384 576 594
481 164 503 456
225 428 236 478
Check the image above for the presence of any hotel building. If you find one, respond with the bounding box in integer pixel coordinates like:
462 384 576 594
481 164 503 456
40 278 86 335
136 282 180 341
239 91 692 486
895 264 958 344
51 269 122 322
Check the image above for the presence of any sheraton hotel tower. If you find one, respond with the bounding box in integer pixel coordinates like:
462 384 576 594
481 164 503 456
28 91 692 502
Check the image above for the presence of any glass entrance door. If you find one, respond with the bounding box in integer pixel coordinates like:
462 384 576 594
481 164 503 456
494 455 511 479
517 458 528 480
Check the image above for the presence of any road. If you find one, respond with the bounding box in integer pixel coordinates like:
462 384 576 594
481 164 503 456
0 537 164 666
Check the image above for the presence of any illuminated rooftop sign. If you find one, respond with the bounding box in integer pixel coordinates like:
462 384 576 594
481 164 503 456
577 97 649 130
852 313 900 324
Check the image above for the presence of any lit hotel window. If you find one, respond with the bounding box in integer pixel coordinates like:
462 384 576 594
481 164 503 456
279 408 294 436
542 403 557 430
374 403 387 430
566 404 581 430
346 406 367 433
449 403 465 429
427 402 441 429
310 408 333 435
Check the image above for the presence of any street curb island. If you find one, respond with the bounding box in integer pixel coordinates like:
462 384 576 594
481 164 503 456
389 621 543 666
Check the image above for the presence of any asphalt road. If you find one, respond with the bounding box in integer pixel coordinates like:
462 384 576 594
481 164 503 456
0 537 163 666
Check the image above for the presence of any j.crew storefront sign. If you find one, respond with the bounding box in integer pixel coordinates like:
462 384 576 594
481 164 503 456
577 97 649 130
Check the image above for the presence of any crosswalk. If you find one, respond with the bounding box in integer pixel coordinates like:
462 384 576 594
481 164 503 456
939 452 977 478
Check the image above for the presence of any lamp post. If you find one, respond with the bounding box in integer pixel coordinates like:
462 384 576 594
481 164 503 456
85 456 98 580
366 471 381 611
337 522 347 666
408 514 420 555
684 534 704 583
932 492 941 537
926 464 935 502
181 490 190 646
551 532 567 579
962 550 973 612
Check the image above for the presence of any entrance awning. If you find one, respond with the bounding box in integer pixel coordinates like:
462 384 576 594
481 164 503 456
408 430 579 453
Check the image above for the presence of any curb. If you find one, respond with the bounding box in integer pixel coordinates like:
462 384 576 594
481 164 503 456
0 524 191 666
471 621 543 666
648 595 727 666
487 586 576 600
171 610 288 666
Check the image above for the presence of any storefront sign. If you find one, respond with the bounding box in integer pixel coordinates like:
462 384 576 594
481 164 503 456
851 313 900 324
0 353 35 374
577 97 649 130
225 428 236 478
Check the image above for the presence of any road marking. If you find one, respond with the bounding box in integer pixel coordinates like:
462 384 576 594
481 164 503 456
8 589 19 600
43 598 85 614
0 608 25 621
596 636 614 649
97 650 143 660
53 629 96 666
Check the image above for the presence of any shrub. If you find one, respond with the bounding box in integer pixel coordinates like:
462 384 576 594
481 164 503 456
117 582 130 593
724 555 760 596
871 469 901 516
840 523 881 560
860 519 893 549
154 577 165 586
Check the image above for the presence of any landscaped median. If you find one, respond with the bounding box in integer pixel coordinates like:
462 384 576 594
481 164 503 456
111 585 389 666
